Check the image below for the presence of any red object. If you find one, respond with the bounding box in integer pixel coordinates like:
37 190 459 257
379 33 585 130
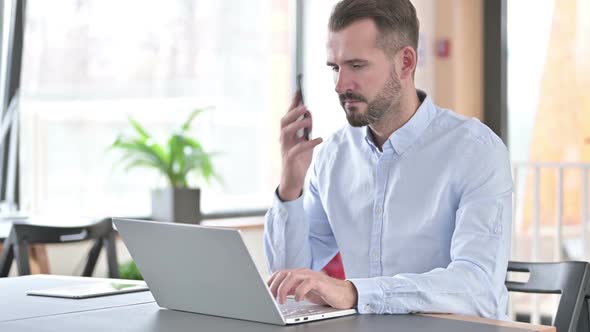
435 38 451 58
322 253 345 280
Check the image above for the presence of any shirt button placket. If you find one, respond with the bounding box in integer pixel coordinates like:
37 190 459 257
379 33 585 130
370 156 387 277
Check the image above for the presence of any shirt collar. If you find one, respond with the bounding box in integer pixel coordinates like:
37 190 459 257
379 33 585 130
364 90 436 155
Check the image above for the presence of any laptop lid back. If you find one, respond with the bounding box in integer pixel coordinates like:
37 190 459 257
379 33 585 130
113 218 284 325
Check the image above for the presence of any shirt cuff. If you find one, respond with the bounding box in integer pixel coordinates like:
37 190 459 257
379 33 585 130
275 186 303 203
347 278 383 314
273 187 304 216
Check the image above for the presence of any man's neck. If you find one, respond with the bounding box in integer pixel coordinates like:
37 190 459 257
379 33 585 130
369 89 421 151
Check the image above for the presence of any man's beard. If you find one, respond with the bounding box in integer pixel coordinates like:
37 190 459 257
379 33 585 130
339 67 402 127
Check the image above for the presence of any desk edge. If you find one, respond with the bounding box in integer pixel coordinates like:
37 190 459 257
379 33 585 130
421 314 556 332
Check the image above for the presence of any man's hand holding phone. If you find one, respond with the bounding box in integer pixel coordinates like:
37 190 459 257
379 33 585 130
296 74 311 141
278 77 323 201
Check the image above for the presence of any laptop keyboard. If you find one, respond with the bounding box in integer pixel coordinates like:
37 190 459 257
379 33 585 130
279 299 335 318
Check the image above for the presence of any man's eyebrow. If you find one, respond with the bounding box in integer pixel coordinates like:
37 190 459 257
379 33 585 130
326 59 368 67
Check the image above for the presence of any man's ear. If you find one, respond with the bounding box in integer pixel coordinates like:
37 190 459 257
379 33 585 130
398 46 417 80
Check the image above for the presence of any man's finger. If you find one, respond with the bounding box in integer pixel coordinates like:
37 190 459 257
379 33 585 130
282 116 312 140
304 290 328 305
280 106 307 129
288 137 323 158
267 271 280 288
288 90 302 112
277 273 305 305
269 271 290 298
294 279 316 302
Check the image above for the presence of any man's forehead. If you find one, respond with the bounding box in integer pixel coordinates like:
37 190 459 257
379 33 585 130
326 20 380 47
326 19 381 62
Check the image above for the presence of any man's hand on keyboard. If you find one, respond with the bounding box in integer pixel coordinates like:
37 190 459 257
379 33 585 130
267 268 358 309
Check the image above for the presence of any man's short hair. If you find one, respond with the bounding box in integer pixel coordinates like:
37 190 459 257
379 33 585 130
328 0 420 57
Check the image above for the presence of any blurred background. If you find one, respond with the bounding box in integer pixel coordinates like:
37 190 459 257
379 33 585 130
1 0 589 326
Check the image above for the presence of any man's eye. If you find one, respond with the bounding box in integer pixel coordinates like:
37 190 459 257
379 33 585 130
331 66 339 72
352 64 363 69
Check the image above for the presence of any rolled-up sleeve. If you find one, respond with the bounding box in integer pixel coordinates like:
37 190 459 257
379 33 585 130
348 140 513 320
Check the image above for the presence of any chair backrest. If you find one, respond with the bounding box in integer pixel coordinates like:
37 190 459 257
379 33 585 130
0 218 118 278
506 261 590 332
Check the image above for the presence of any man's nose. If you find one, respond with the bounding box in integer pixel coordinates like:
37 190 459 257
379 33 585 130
334 71 354 95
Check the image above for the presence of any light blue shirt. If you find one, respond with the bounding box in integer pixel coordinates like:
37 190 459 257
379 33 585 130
264 91 513 320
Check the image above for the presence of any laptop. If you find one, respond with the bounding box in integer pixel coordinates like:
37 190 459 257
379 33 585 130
113 218 357 325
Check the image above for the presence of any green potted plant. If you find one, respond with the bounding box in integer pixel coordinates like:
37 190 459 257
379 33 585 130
119 260 143 280
111 108 218 224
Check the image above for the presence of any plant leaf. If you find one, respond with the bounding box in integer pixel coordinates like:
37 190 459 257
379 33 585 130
182 137 204 151
128 117 151 139
167 134 183 178
109 109 220 188
122 159 162 172
180 106 213 131
112 138 170 176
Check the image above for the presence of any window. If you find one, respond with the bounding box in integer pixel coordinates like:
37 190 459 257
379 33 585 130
508 0 590 236
20 0 292 216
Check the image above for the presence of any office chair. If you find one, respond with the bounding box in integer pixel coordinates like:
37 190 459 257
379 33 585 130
0 218 119 278
323 253 345 279
506 261 590 332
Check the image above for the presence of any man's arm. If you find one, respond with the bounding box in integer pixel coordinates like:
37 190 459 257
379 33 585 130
264 89 335 273
348 141 513 319
264 170 359 309
269 139 513 319
264 162 340 272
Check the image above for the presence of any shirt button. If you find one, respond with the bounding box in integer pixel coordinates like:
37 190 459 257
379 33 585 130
494 225 502 234
375 207 382 215
364 304 371 311
372 252 379 259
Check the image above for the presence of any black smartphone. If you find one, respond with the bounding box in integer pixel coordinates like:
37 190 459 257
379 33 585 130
297 73 305 106
296 74 311 140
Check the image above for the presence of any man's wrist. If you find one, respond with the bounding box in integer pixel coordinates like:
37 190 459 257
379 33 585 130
344 280 359 309
276 186 303 202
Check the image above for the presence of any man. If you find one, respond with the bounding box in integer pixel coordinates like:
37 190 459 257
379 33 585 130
264 0 512 320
